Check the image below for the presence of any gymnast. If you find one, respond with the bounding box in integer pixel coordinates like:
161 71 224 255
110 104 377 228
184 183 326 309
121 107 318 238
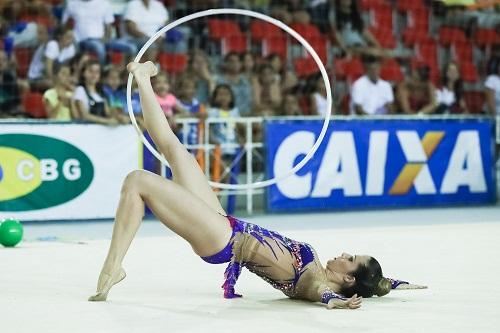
88 61 425 309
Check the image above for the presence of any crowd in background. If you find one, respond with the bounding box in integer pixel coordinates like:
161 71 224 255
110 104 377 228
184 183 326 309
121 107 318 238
0 0 499 128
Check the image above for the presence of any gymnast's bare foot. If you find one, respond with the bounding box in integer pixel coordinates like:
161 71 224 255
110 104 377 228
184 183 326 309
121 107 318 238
88 267 126 302
127 61 158 79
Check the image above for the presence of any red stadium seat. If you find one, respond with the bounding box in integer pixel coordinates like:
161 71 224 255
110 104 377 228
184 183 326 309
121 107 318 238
403 29 431 46
380 58 404 82
222 35 248 54
14 48 35 78
474 28 500 48
304 36 328 64
439 27 467 47
158 53 188 74
262 35 288 61
369 27 396 48
370 3 393 31
22 92 46 118
459 62 479 83
208 19 242 39
334 57 364 82
397 0 425 12
294 57 320 78
463 91 485 113
289 23 322 41
451 41 473 63
359 0 385 11
250 20 284 42
108 50 125 66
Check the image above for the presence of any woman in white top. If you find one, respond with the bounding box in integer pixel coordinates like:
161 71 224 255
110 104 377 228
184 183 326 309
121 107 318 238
435 62 468 114
28 26 76 92
73 60 120 125
310 74 329 116
485 55 500 116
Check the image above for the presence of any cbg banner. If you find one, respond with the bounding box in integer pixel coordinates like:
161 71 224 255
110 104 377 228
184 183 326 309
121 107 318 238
266 119 495 212
0 123 139 220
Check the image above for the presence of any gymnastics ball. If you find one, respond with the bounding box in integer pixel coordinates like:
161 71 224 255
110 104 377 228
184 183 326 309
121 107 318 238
0 218 23 247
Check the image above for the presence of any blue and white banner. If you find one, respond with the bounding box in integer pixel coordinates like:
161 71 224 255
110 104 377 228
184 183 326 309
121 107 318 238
266 119 496 212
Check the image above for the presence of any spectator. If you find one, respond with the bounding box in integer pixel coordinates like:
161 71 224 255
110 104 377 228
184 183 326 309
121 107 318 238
351 56 394 115
270 0 311 25
176 77 206 146
485 50 500 116
310 74 329 116
28 26 76 92
252 64 282 116
241 51 257 82
215 52 253 116
0 49 22 117
69 52 92 85
152 71 182 131
180 49 214 104
208 84 242 156
42 63 75 121
436 62 468 114
267 53 298 92
1 1 49 48
280 92 302 116
330 0 388 58
397 64 438 115
73 60 119 125
62 0 135 65
102 65 130 123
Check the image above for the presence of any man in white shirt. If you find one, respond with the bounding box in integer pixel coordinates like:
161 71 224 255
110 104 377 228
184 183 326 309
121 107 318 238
350 56 394 116
63 0 135 64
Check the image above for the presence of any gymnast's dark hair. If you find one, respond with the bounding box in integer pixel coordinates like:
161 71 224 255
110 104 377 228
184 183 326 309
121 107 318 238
339 257 391 298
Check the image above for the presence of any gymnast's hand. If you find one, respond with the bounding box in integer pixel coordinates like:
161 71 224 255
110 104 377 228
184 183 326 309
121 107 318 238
327 294 362 310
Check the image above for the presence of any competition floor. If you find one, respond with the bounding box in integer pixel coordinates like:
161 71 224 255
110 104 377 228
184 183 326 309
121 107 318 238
1 207 500 333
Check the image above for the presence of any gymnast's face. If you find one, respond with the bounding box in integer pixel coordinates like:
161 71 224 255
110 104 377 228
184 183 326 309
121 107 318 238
326 253 371 278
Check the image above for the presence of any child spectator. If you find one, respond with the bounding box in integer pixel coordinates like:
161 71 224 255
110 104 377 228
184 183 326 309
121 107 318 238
103 66 127 116
73 60 119 125
176 77 206 146
152 71 182 131
43 63 74 121
436 62 468 114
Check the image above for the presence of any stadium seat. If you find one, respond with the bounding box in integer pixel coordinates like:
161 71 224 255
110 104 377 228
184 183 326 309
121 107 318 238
208 19 242 39
403 29 431 46
463 91 485 113
222 35 248 54
474 28 500 48
369 27 396 49
22 92 46 118
334 57 364 82
451 41 473 63
439 27 467 47
359 0 386 11
289 23 322 41
304 36 328 64
14 47 35 78
250 20 284 42
460 61 479 83
370 3 393 31
262 35 288 61
380 58 404 83
396 0 425 12
158 53 188 74
294 57 320 78
108 50 125 66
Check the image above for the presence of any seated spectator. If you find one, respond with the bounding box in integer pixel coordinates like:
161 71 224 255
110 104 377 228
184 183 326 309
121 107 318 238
252 64 282 116
0 49 22 117
180 49 214 104
280 92 302 116
241 51 257 82
270 0 311 25
215 52 253 116
69 52 92 85
208 84 242 156
102 65 130 122
176 77 206 146
63 0 135 65
267 53 298 92
28 26 76 92
397 64 438 115
310 74 329 116
485 50 500 116
43 64 75 121
351 56 394 115
73 60 119 125
152 71 182 131
331 0 388 58
436 62 468 114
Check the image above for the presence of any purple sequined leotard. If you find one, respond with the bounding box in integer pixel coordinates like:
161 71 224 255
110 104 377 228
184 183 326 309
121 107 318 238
201 215 318 299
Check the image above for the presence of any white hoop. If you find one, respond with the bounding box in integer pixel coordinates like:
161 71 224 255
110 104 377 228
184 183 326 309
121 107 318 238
127 8 332 190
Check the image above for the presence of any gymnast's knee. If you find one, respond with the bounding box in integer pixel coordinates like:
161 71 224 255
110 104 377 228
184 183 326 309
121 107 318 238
121 170 149 194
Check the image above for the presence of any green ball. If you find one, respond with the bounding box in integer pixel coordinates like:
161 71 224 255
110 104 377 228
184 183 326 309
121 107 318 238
0 218 23 247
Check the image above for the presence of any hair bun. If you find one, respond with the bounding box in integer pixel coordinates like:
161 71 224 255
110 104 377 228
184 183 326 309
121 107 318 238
375 277 392 297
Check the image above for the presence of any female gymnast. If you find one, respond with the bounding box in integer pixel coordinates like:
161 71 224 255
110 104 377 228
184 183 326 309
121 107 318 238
88 61 425 309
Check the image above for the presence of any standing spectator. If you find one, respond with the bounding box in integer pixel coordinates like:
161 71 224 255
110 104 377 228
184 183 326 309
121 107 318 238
28 26 76 92
331 0 387 58
62 0 135 65
215 52 253 116
436 62 468 114
485 51 500 116
73 60 118 125
252 64 282 116
0 49 22 117
181 49 215 104
397 64 438 115
43 64 75 121
310 74 329 116
351 56 394 115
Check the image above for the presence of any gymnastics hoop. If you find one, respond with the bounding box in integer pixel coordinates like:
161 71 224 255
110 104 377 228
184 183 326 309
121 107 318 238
127 8 332 190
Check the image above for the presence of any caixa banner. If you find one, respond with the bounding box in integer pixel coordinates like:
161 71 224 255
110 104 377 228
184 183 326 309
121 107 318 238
266 118 496 212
